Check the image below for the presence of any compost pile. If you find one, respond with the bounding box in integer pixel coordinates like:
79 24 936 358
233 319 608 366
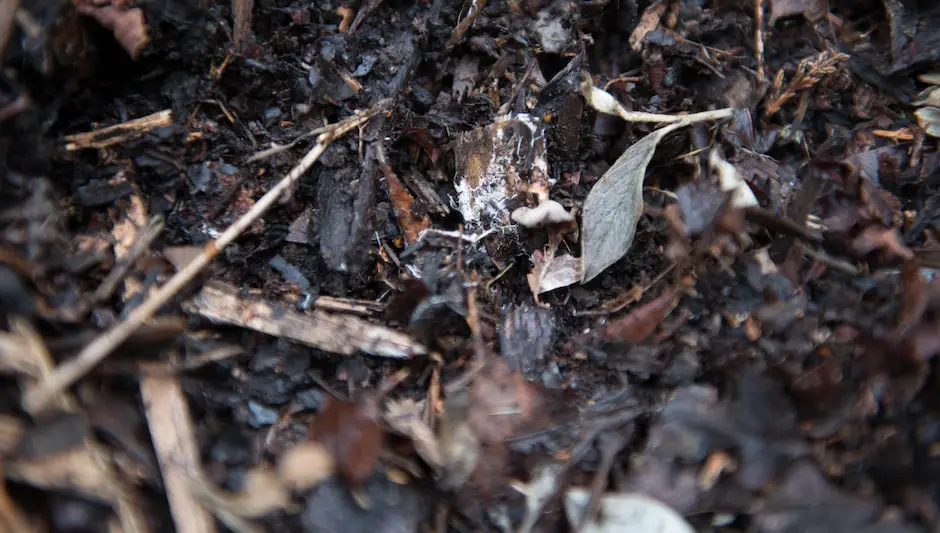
1 0 940 532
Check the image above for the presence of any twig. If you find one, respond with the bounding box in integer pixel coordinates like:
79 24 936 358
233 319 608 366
21 101 389 416
140 364 217 533
64 110 173 150
764 50 848 115
573 431 628 533
231 0 253 53
574 264 675 317
581 72 735 124
443 273 487 395
349 0 382 33
743 206 823 243
755 0 765 80
183 281 424 358
244 123 332 163
89 216 164 307
803 246 859 275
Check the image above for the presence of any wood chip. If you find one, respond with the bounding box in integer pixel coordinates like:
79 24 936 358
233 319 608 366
64 110 172 151
183 281 426 358
140 368 217 533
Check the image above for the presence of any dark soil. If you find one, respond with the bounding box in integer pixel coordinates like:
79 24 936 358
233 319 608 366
2 0 940 532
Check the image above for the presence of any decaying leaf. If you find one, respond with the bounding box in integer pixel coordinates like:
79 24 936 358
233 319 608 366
436 392 482 490
751 461 923 533
579 80 733 282
467 358 549 445
912 86 940 107
848 225 914 261
588 124 718 282
768 0 828 24
603 290 677 342
581 122 684 282
527 251 582 295
564 489 695 533
309 397 382 487
675 182 729 236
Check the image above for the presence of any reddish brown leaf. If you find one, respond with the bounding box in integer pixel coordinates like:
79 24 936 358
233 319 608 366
603 289 677 342
309 397 382 487
380 163 431 245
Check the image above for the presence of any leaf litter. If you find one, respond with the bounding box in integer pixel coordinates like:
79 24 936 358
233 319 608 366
2 0 940 531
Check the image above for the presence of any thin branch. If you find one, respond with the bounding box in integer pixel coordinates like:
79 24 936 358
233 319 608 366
755 0 765 80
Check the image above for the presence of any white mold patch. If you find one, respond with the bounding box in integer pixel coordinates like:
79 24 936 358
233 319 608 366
453 114 553 231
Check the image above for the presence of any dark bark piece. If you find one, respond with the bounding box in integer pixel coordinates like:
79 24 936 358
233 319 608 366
317 166 371 274
499 304 556 379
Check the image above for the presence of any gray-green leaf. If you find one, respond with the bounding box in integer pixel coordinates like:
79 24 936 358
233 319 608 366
580 121 685 283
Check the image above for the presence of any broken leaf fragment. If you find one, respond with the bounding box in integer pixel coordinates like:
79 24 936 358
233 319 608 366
527 252 581 295
564 488 695 533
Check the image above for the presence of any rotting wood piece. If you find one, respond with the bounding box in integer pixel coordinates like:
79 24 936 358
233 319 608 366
182 281 426 359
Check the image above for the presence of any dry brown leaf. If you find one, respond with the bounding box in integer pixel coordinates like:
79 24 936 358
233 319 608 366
73 0 150 59
380 163 431 245
163 246 203 272
603 289 677 342
309 397 382 487
276 442 336 491
527 251 582 296
436 393 482 490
